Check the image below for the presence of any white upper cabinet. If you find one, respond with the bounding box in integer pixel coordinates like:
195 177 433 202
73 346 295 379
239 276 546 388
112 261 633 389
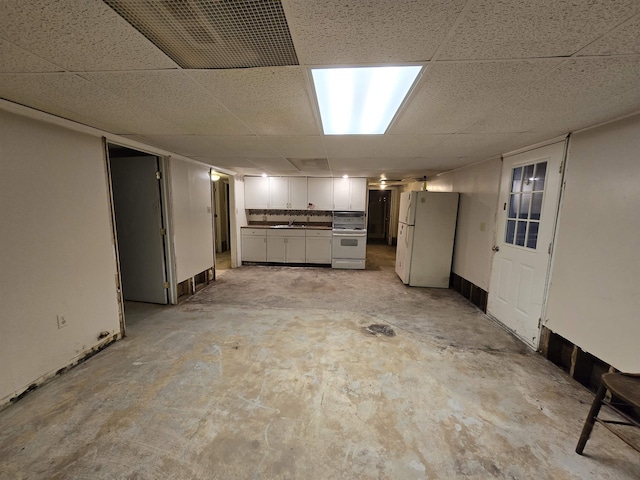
333 177 367 211
307 177 333 210
245 176 270 209
289 177 308 209
269 177 307 210
245 176 364 211
333 177 351 210
268 177 289 209
349 178 367 211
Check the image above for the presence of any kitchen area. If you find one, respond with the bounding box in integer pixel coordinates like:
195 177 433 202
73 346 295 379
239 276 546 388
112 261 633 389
240 176 368 270
240 176 460 288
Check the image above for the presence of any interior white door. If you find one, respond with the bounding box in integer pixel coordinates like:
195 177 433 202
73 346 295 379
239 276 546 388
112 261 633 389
488 141 565 347
110 156 168 304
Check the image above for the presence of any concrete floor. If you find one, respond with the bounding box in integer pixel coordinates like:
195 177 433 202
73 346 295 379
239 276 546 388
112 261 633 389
215 250 231 277
0 245 638 479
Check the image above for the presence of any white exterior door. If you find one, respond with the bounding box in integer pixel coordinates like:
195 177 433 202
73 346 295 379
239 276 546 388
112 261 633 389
488 141 565 348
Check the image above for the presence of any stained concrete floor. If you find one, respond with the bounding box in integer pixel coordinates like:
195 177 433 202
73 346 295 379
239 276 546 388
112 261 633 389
0 245 638 479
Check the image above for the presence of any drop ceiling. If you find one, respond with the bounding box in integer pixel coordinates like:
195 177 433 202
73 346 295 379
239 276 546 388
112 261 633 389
1 0 639 180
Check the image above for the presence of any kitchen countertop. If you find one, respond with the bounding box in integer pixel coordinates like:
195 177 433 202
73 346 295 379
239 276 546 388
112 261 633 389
242 223 332 230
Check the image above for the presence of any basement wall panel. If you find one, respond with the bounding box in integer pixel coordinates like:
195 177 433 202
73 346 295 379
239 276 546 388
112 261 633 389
544 114 640 372
0 109 120 404
170 158 214 283
428 158 501 291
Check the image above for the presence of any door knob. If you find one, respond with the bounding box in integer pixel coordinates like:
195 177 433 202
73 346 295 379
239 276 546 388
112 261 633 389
492 245 500 252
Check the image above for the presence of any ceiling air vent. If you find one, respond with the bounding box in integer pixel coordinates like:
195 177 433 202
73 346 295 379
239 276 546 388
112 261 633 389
287 158 330 171
103 0 298 68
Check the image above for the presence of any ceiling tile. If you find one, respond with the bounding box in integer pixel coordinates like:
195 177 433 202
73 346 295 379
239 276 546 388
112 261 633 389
283 0 466 64
0 73 184 134
0 39 62 73
391 59 562 134
188 68 320 135
80 71 252 136
247 157 298 174
462 56 640 133
127 135 238 158
438 0 640 60
194 157 260 169
0 0 178 71
208 135 283 158
429 133 519 158
328 157 470 178
324 135 439 159
578 14 640 56
264 136 326 158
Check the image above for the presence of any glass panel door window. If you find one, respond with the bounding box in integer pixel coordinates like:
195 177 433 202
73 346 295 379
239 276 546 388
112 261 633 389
505 161 547 249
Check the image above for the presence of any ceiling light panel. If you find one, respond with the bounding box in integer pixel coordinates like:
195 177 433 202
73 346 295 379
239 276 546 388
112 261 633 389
312 66 422 135
103 0 298 68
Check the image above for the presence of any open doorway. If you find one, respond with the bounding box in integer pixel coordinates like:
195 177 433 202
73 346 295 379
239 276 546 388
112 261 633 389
367 190 392 244
107 144 172 330
212 173 232 277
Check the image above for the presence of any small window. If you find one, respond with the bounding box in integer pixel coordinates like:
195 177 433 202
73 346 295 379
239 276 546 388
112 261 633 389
504 161 547 249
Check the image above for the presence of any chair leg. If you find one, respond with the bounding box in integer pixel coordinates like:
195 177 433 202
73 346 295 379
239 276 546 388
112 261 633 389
576 382 607 454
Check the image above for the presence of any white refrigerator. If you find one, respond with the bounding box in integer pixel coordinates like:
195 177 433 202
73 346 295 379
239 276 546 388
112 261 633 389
395 191 459 288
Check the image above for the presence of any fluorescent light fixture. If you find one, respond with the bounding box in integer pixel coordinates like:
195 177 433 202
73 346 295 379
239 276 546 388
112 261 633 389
312 66 422 135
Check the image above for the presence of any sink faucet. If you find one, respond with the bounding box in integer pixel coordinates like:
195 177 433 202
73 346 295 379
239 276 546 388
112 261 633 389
288 218 294 226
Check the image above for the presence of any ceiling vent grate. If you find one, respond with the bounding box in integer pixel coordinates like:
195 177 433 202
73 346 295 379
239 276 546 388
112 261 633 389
103 0 298 69
287 158 330 171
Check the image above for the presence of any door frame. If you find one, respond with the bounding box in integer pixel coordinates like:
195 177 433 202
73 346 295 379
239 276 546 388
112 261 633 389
104 140 178 335
487 138 569 350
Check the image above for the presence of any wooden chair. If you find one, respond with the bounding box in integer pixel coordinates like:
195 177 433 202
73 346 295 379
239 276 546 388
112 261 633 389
576 372 640 455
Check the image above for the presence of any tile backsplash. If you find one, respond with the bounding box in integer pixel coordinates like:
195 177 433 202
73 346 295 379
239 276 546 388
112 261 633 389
247 209 333 224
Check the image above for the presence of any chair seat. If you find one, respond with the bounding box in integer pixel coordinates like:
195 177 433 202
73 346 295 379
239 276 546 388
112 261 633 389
601 373 640 408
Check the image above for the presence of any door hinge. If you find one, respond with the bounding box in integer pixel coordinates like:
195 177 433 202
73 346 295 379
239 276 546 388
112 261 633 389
538 318 542 328
558 161 563 174
156 171 162 180
163 282 169 289
160 228 167 235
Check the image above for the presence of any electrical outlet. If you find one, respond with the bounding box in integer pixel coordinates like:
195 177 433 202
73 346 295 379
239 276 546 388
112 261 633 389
57 315 68 329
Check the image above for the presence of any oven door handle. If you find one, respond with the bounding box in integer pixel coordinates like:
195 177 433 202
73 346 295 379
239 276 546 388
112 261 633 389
333 233 367 238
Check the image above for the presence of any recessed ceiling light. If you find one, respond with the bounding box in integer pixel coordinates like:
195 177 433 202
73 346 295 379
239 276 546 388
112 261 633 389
311 66 422 135
342 174 349 179
261 173 267 177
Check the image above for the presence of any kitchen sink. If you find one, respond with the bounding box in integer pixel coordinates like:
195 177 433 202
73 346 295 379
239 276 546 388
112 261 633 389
272 224 305 228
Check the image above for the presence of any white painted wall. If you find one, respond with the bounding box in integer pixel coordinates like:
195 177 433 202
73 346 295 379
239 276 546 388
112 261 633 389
170 158 214 282
0 110 120 403
428 158 502 290
544 115 640 371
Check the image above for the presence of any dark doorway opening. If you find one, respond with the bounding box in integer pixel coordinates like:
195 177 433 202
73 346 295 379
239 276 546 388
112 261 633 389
367 190 392 244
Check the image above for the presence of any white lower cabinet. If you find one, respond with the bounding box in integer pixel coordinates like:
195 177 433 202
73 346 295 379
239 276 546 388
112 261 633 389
243 227 332 264
241 228 267 262
306 230 332 264
267 229 306 263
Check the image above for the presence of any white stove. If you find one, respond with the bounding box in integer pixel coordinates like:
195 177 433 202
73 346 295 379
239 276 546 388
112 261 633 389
332 212 367 269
